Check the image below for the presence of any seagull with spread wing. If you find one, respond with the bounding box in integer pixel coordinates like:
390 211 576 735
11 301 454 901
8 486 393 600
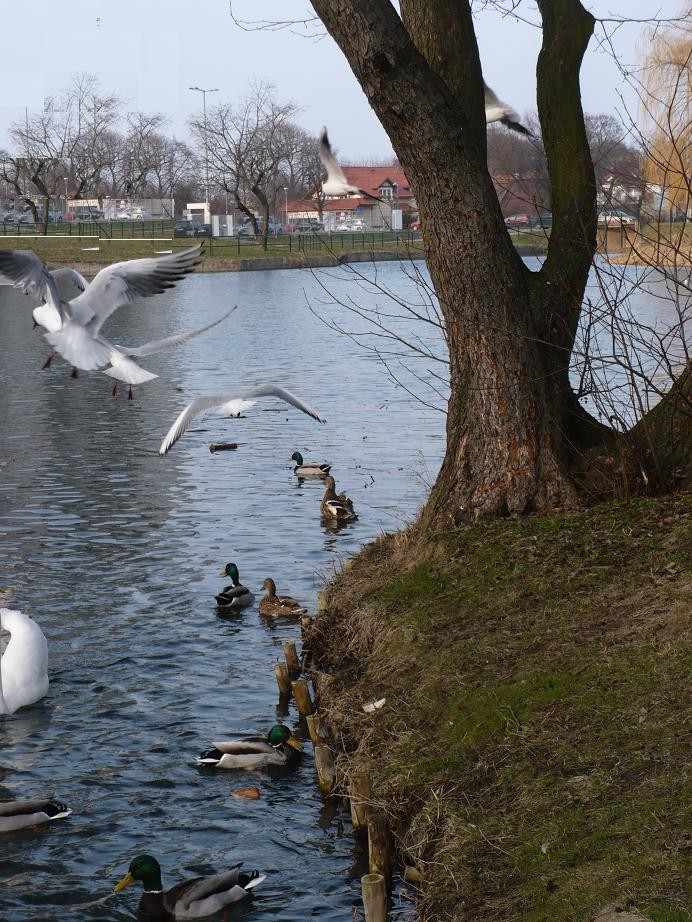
42 244 204 373
319 128 385 201
159 385 326 455
1 245 235 397
484 84 533 136
0 249 74 329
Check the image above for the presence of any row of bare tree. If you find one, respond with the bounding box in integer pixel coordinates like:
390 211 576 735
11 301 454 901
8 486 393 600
0 70 666 234
0 75 330 232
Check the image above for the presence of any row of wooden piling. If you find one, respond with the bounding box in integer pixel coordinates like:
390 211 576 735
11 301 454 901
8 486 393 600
273 624 393 921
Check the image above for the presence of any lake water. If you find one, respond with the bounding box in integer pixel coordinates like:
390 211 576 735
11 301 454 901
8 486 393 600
0 262 445 920
0 255 684 919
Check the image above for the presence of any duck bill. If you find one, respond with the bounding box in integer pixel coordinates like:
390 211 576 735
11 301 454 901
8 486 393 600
219 569 228 576
287 735 304 752
114 871 135 891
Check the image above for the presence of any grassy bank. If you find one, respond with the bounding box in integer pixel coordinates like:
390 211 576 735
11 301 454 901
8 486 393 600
307 494 690 921
0 231 426 265
0 230 547 270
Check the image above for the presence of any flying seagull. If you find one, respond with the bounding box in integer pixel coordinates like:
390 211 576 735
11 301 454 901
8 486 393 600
484 84 533 136
0 249 70 328
42 244 204 373
159 385 326 455
99 305 238 398
319 129 384 201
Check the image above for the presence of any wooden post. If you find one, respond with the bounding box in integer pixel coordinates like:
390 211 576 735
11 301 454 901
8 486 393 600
283 639 301 677
291 678 314 716
368 811 391 886
306 712 328 745
314 744 336 796
274 661 291 696
349 772 371 831
361 873 387 922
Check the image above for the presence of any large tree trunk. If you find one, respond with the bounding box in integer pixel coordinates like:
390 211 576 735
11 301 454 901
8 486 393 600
311 0 607 520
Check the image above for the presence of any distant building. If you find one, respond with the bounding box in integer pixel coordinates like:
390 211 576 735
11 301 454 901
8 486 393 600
492 172 551 220
302 165 418 230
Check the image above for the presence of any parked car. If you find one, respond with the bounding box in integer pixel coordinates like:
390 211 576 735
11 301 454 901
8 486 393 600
529 212 552 229
116 208 145 220
597 209 637 227
237 217 282 236
335 220 366 232
37 209 64 223
292 219 324 233
195 223 212 237
5 210 33 224
173 219 201 237
504 214 531 228
73 207 104 221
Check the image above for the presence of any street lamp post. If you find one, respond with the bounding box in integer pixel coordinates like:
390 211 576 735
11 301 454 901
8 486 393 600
189 86 218 206
63 176 68 218
283 186 288 230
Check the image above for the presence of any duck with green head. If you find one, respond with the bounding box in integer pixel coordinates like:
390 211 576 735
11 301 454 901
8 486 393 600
215 563 254 610
114 854 265 919
197 723 304 770
259 578 308 617
290 451 331 478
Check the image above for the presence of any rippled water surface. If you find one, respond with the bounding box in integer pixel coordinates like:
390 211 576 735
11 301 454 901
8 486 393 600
0 263 445 920
0 256 682 919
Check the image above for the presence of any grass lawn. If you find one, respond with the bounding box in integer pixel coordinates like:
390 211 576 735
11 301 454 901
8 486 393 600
0 230 427 266
309 494 691 921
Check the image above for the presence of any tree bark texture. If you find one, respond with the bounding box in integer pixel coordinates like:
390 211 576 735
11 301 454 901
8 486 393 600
310 0 603 519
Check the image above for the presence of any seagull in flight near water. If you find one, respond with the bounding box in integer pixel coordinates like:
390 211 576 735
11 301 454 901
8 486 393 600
159 385 326 455
0 246 231 396
319 129 385 201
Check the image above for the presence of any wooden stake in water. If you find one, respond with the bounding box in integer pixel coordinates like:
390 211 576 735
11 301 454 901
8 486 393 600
314 743 336 796
283 639 301 677
274 661 291 696
291 678 314 716
306 711 327 746
350 772 371 831
361 873 387 922
368 812 391 886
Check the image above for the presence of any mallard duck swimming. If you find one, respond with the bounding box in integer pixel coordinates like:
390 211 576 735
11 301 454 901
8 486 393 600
197 724 303 770
259 578 308 617
290 451 331 478
114 854 265 919
320 475 357 522
0 608 49 715
0 798 71 833
215 563 255 609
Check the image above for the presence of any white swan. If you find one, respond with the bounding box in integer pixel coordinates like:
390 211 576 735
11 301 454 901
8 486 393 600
159 385 326 455
0 608 49 716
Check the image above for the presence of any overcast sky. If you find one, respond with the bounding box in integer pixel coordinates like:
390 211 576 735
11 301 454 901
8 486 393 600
0 0 685 160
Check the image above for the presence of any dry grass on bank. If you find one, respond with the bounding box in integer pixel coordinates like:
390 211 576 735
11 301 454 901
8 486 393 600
307 494 691 921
